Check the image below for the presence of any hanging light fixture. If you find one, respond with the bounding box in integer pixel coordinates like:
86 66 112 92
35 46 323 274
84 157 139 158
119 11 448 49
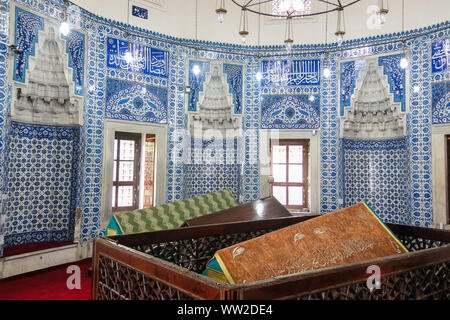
191 46 201 76
192 64 201 75
399 56 409 69
124 50 133 64
123 2 133 64
399 0 408 69
400 42 409 69
216 0 227 23
221 1 360 46
377 0 389 25
59 21 70 36
323 3 331 78
284 15 294 52
256 5 263 82
335 7 345 46
59 0 71 36
278 0 308 15
239 7 249 43
292 0 306 12
323 54 331 78
190 1 201 77
323 66 331 78
279 0 291 13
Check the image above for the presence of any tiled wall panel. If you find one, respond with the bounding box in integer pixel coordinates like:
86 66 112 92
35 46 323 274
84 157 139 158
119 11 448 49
0 0 447 255
343 138 410 225
3 123 79 246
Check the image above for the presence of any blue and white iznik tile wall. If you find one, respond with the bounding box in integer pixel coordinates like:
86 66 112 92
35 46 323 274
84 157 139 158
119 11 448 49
431 38 448 74
432 81 449 124
183 135 241 200
106 36 169 78
261 59 320 86
0 0 10 257
343 139 410 225
408 36 434 226
320 53 342 213
12 5 85 96
431 38 449 125
261 94 320 129
340 53 407 117
12 6 44 84
183 164 241 200
259 58 322 132
1 1 89 248
338 51 409 223
2 123 80 246
105 77 168 123
257 53 340 213
0 0 448 255
183 58 246 202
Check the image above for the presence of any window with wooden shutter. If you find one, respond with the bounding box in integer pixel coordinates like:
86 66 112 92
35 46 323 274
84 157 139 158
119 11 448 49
270 139 309 211
112 132 141 212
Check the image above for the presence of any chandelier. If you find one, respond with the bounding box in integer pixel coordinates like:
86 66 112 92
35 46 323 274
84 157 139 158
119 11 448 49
215 0 366 50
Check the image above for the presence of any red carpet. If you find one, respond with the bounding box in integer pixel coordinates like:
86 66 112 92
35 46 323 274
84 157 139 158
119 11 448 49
2 241 74 258
0 259 92 300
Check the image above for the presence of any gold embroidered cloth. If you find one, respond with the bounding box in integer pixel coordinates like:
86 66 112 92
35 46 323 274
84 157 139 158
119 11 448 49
213 203 408 284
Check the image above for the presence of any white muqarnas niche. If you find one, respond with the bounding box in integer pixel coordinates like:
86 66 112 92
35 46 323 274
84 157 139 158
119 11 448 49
189 63 242 138
341 58 406 140
12 23 83 126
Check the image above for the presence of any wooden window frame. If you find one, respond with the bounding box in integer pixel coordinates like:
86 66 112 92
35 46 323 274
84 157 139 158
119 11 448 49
143 134 156 208
112 132 141 212
270 139 309 211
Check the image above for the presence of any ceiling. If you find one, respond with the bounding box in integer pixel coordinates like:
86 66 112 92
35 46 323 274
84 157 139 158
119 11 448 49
71 0 450 46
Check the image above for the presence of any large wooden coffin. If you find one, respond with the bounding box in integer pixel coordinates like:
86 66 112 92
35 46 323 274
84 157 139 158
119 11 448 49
182 196 292 227
212 203 407 284
94 212 450 300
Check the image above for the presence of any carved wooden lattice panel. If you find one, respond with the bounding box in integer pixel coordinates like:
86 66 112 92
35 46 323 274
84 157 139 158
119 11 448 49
97 255 194 300
129 229 273 273
297 236 449 300
298 261 449 300
396 235 447 251
97 227 449 300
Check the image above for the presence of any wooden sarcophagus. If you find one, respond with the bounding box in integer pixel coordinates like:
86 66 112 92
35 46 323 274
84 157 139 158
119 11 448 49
92 201 450 300
181 196 292 227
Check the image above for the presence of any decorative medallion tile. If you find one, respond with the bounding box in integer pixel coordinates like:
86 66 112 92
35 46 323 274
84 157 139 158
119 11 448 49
105 77 168 123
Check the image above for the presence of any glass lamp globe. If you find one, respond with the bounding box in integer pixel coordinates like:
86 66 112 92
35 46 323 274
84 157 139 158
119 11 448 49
400 57 409 69
59 22 70 36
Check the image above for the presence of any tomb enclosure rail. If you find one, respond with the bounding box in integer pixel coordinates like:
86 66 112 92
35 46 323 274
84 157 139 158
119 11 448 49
92 216 450 300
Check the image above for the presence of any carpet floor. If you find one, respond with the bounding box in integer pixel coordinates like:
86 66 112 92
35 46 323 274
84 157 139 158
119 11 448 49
0 259 92 300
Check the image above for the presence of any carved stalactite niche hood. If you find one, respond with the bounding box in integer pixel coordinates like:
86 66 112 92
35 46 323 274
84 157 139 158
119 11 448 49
340 58 406 140
11 10 85 127
188 62 243 139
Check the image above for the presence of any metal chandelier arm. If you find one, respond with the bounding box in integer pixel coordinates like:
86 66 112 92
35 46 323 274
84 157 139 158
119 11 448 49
230 0 361 19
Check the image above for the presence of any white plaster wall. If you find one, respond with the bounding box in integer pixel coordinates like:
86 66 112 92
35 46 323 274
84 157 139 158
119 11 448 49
70 0 450 46
431 125 450 227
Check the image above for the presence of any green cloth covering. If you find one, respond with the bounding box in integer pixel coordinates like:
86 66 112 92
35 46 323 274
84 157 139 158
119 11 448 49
106 216 123 235
106 189 238 236
204 257 228 283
